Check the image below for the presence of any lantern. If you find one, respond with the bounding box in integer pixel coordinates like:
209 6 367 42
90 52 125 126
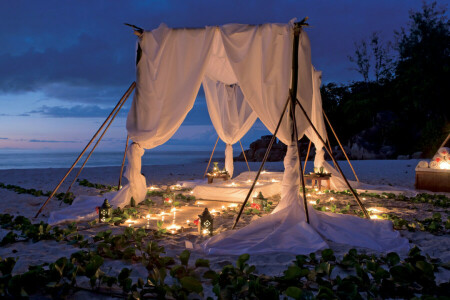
163 187 175 206
212 162 220 174
99 199 112 223
252 191 267 208
198 208 214 236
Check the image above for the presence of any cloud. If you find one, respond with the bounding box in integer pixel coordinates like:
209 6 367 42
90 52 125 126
0 137 8 140
28 139 77 143
28 104 129 118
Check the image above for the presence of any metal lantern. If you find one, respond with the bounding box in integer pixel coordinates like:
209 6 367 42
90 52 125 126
198 208 214 236
99 199 112 223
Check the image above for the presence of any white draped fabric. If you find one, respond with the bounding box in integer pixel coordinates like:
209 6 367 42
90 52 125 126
304 68 327 169
110 22 409 254
48 143 146 224
202 144 409 254
203 76 257 177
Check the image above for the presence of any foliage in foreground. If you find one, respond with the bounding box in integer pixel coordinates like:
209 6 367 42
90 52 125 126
1 245 449 299
0 215 449 299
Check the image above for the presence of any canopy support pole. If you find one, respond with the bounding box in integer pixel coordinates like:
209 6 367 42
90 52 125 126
439 133 450 149
62 86 132 200
204 136 220 177
303 140 312 175
35 82 136 218
118 135 130 190
290 25 309 223
232 96 291 229
295 98 370 218
323 111 359 182
239 140 251 172
62 88 131 200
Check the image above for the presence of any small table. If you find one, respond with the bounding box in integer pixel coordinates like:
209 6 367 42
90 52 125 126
207 173 230 184
304 174 331 191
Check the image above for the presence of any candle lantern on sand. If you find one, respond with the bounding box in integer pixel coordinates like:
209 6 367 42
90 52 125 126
163 187 175 206
198 208 214 236
252 192 267 210
99 199 112 223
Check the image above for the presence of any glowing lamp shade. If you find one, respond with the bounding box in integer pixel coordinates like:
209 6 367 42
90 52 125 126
99 199 112 223
198 207 214 236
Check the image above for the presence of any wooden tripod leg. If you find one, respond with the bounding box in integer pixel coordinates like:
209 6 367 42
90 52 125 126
296 98 370 219
289 24 309 223
303 140 311 175
323 111 359 182
232 95 291 229
62 85 132 200
34 82 136 218
291 100 310 223
239 140 251 172
439 133 450 149
118 135 130 190
204 136 220 177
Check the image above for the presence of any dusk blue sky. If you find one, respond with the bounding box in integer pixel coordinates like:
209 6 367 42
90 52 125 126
0 0 440 153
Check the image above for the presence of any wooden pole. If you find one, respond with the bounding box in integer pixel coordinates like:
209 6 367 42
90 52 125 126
232 95 291 229
290 24 309 223
303 140 312 175
239 140 251 172
323 111 359 182
62 85 132 199
35 82 136 218
204 136 220 177
439 133 450 149
296 98 370 218
118 135 130 190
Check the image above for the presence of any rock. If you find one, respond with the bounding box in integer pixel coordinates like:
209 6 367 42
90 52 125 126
411 151 423 159
397 154 410 160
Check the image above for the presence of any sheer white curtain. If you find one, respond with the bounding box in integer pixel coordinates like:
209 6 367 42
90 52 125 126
304 68 327 169
203 76 257 177
124 24 216 203
202 24 409 255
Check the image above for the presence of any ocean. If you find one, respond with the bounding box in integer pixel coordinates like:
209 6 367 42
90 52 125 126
0 150 224 170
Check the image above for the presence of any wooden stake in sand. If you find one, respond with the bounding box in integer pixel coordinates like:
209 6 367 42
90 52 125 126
62 89 132 201
204 136 220 177
303 140 312 175
118 135 130 190
239 140 251 172
232 95 291 229
296 98 370 219
289 24 309 224
323 111 359 182
34 82 136 218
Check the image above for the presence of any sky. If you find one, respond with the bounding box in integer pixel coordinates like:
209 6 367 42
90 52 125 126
0 0 440 153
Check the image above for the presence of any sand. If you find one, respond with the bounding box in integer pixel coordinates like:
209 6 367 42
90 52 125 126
0 159 448 297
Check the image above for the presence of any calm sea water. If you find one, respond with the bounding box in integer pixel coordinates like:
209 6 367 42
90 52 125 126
0 150 224 169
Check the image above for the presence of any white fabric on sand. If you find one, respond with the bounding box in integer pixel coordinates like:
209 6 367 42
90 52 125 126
48 143 146 224
202 144 409 255
191 171 282 202
203 76 257 177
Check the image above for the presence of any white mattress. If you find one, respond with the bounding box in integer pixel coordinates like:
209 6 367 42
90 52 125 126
191 171 283 202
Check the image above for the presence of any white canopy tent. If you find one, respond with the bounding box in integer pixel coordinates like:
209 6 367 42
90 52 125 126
122 20 408 254
40 19 409 255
